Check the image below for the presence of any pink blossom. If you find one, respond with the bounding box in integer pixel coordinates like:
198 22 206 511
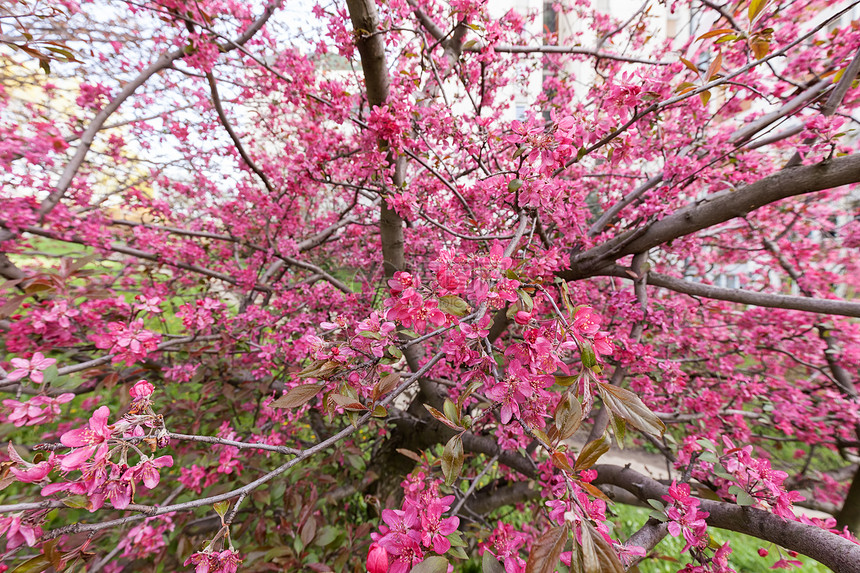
10 459 54 483
3 393 74 426
135 455 174 489
130 379 155 400
59 406 112 471
6 352 56 384
184 549 242 573
0 514 42 550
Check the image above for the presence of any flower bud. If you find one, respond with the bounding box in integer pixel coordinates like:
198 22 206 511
366 542 389 573
130 379 154 400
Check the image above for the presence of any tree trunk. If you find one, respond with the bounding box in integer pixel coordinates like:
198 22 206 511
837 463 860 534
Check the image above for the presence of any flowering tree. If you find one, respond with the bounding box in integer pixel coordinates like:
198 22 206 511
2 0 860 571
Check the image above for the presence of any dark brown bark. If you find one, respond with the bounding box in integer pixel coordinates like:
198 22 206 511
594 464 860 573
837 464 860 534
559 154 860 281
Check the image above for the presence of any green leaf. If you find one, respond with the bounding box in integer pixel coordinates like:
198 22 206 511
371 404 388 417
447 530 467 548
41 365 59 385
554 374 578 387
579 341 597 368
443 398 460 425
748 0 767 22
213 501 229 518
525 523 569 573
438 295 470 317
61 495 90 509
11 554 52 573
449 546 469 560
482 551 506 573
646 498 665 511
441 434 464 486
411 555 450 573
507 178 524 193
314 525 339 547
696 438 717 451
728 485 755 506
516 289 534 312
270 384 323 408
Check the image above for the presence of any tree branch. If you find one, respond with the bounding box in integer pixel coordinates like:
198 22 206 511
560 154 860 280
205 72 278 196
599 264 860 318
593 464 860 573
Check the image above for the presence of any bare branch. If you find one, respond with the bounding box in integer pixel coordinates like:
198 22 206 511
600 264 860 319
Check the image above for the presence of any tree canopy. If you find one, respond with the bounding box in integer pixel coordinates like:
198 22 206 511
1 0 860 571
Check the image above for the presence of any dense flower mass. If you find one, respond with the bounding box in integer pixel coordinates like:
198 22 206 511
370 472 461 573
1 0 860 571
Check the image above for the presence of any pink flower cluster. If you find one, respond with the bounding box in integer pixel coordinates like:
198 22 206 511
662 481 709 553
385 272 449 332
6 381 173 519
184 548 242 573
718 437 804 519
482 521 529 573
75 82 112 110
2 393 74 426
368 473 461 573
177 298 226 333
678 542 735 573
0 513 42 552
92 320 161 365
112 514 175 565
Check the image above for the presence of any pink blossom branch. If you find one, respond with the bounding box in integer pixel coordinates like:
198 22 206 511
0 0 283 248
485 44 671 65
0 335 220 389
37 351 445 538
23 227 273 293
554 2 860 175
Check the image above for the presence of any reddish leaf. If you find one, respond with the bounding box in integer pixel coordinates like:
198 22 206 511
598 383 666 438
424 404 463 430
270 384 323 408
525 523 569 573
679 57 699 73
575 433 611 471
705 52 722 82
697 27 736 41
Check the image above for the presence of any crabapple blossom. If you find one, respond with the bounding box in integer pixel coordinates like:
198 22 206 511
5 352 56 384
